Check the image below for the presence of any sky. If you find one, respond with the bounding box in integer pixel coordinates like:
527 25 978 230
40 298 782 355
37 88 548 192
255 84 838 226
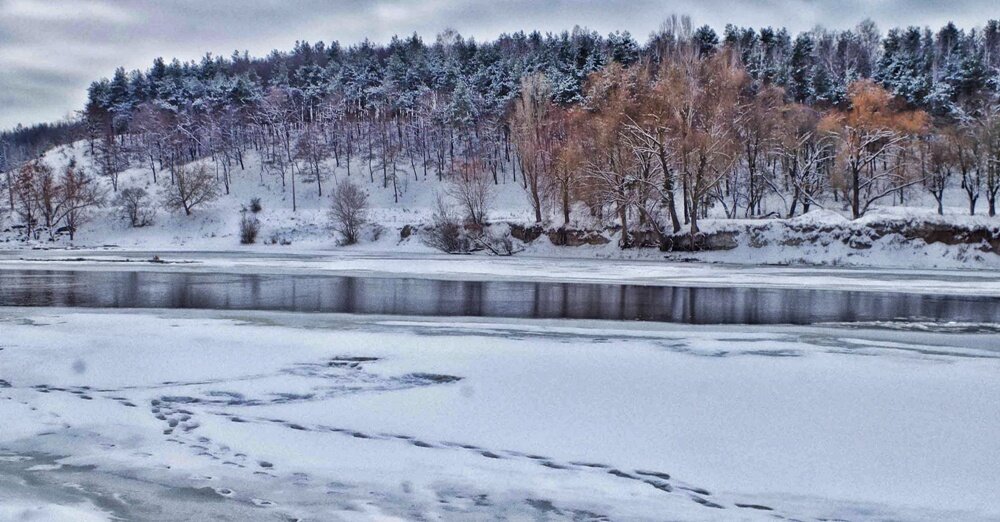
0 0 994 131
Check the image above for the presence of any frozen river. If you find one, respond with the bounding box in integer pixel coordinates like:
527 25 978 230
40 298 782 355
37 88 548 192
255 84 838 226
2 268 999 325
1 256 999 521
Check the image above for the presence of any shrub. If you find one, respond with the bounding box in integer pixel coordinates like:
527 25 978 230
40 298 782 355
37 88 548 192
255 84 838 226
268 233 292 246
239 212 260 244
423 193 472 254
249 197 263 213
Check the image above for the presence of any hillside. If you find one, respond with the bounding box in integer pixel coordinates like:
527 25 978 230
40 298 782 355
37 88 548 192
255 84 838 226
1 140 997 270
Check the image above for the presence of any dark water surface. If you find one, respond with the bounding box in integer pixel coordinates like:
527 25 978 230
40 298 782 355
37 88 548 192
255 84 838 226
0 269 998 325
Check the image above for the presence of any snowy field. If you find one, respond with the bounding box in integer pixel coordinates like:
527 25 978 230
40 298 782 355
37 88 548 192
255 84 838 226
1 308 999 521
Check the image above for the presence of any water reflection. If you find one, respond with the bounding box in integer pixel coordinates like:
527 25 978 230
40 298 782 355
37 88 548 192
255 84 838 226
0 269 997 325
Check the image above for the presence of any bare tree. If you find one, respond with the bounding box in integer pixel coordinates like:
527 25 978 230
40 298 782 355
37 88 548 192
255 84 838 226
921 133 954 215
976 104 1000 216
511 73 554 223
52 164 103 240
163 165 219 215
295 123 329 197
447 162 494 226
11 161 45 238
329 179 368 245
776 104 831 217
948 124 981 215
114 187 155 227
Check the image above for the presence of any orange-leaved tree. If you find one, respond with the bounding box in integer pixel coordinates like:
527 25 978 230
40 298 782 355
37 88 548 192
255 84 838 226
820 80 927 218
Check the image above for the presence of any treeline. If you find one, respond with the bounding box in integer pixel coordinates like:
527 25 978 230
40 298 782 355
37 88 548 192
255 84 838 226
0 120 83 173
3 16 1000 247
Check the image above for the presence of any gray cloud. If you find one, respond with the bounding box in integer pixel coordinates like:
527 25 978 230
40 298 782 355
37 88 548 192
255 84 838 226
0 0 993 130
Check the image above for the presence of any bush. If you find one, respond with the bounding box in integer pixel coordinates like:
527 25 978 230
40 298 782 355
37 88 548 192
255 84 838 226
329 179 368 245
249 197 263 213
268 233 292 245
423 193 472 254
114 187 154 227
239 212 260 244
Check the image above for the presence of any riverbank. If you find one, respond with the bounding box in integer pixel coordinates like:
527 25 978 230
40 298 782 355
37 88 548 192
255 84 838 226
5 207 998 271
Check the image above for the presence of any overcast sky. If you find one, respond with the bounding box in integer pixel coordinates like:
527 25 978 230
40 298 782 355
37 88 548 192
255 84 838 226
0 0 993 130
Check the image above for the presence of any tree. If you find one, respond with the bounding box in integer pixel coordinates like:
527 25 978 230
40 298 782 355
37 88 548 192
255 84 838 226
733 85 784 217
776 103 830 217
295 123 329 197
979 104 1000 217
51 161 104 240
447 162 494 226
921 133 954 215
11 162 45 238
820 80 927 218
580 62 642 247
163 165 219 215
946 124 981 215
683 53 744 239
114 187 155 227
552 109 583 227
510 73 553 223
32 160 60 232
622 66 683 234
329 179 368 245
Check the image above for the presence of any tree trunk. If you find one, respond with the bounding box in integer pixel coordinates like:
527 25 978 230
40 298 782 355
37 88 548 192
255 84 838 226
851 166 861 219
561 180 570 226
688 197 699 251
618 202 629 249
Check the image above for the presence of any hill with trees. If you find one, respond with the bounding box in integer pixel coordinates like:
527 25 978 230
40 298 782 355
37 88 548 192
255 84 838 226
1 16 999 264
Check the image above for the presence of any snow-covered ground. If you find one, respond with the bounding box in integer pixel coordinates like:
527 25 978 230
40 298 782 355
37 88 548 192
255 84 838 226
1 308 999 521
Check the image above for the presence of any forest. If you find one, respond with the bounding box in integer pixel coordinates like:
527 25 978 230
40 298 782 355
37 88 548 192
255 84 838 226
2 16 1000 248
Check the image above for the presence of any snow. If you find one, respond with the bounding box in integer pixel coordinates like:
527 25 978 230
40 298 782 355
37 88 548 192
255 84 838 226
1 308 998 520
0 502 111 522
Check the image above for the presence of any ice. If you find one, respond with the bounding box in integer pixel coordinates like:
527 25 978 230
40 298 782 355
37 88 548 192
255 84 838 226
2 248 999 298
0 502 111 522
1 308 998 520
